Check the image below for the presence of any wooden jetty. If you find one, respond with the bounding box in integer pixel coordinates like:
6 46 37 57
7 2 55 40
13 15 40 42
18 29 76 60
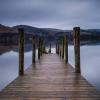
0 54 100 100
0 27 100 99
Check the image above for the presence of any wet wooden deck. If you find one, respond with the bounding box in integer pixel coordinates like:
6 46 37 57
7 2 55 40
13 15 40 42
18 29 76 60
0 54 100 100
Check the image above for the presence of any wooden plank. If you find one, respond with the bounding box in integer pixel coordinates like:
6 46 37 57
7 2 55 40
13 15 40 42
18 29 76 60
0 54 100 100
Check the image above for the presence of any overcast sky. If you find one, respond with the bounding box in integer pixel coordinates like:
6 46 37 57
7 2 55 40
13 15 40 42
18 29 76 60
0 0 100 29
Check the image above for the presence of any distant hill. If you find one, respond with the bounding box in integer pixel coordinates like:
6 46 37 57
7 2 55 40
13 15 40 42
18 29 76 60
79 29 100 35
0 24 100 45
0 24 16 34
0 24 100 36
13 25 64 36
13 25 41 35
87 29 100 33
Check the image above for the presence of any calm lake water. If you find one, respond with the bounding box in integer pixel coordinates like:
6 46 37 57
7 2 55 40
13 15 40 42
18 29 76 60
68 45 100 91
0 44 100 91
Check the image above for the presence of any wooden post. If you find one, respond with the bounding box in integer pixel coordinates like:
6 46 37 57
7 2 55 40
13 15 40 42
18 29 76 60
56 42 59 54
64 35 68 63
56 42 58 54
60 40 62 57
73 27 80 73
59 42 61 57
43 39 45 53
57 42 59 54
40 38 44 56
40 38 42 56
58 42 60 55
62 37 64 59
32 36 36 64
18 28 24 75
42 39 45 54
38 37 41 59
41 39 44 55
61 39 63 58
49 43 51 53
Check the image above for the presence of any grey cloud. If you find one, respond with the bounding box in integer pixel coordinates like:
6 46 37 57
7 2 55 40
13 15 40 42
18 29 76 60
0 0 100 29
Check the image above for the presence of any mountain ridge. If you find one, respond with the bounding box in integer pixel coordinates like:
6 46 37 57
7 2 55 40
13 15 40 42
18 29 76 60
0 24 100 36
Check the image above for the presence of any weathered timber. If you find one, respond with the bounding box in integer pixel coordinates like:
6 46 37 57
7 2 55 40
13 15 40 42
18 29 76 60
49 43 51 53
41 39 45 55
58 42 60 55
64 35 68 63
59 43 61 57
40 38 43 56
61 40 63 58
32 36 36 64
56 43 57 54
18 28 24 75
62 37 64 59
73 27 80 73
38 37 41 59
57 42 59 54
0 54 100 99
43 39 45 53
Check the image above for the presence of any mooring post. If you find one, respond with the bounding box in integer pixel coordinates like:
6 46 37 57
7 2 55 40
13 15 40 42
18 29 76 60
49 43 51 53
40 38 44 56
40 38 43 56
58 42 60 55
57 42 59 54
60 42 61 57
64 35 68 63
41 39 44 55
59 41 62 57
56 42 57 54
43 39 45 53
40 38 42 56
32 36 36 64
73 27 80 73
62 37 64 59
38 37 41 59
60 40 62 57
18 28 24 75
61 38 63 58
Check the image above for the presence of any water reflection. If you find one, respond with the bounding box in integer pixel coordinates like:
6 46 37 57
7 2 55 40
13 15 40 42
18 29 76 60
0 50 18 91
0 43 32 91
